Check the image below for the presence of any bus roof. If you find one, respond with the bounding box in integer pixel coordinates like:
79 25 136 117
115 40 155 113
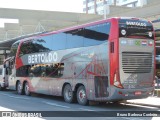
16 17 150 44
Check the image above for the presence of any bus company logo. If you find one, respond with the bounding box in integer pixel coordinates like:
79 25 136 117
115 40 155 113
81 52 95 58
126 21 147 27
28 52 58 64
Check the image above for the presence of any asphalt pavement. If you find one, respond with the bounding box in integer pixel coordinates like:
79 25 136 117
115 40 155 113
127 96 160 108
0 90 159 120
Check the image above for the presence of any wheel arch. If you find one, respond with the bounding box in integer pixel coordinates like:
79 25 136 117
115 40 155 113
62 82 71 96
74 83 85 94
16 80 20 91
23 80 28 90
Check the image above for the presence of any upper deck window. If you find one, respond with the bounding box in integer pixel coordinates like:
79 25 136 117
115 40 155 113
18 22 111 56
10 41 20 57
83 22 110 46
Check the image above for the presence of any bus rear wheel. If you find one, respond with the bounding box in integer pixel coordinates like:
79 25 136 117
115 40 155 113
0 85 4 91
24 82 30 96
63 84 75 103
17 81 23 95
77 85 89 106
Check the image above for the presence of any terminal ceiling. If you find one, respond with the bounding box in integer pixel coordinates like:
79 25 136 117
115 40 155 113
0 8 103 50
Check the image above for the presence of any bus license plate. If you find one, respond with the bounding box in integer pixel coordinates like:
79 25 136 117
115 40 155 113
135 91 141 95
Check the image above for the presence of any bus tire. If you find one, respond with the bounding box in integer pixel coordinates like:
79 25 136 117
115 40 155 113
17 81 23 95
77 85 89 106
63 84 75 103
24 82 30 96
0 85 3 91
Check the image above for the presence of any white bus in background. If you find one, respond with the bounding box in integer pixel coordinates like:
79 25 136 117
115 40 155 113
0 64 8 90
0 57 13 90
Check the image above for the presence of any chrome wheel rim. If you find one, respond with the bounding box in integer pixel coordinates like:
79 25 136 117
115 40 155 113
18 83 21 93
65 88 72 100
78 89 86 102
25 83 29 95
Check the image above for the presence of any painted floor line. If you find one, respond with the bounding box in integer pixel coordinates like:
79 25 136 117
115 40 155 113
7 95 29 100
122 117 144 120
0 93 29 100
42 101 70 109
79 108 95 111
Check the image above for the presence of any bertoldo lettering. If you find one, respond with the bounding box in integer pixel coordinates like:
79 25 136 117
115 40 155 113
28 52 58 64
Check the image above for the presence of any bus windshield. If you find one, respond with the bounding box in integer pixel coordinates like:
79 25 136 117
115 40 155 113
119 19 154 39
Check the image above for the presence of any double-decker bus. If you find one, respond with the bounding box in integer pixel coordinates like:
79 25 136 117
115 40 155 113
5 17 155 105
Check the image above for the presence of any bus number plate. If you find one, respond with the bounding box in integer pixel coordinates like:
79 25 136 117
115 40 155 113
135 91 141 95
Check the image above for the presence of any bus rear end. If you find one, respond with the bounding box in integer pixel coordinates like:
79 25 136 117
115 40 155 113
110 18 155 101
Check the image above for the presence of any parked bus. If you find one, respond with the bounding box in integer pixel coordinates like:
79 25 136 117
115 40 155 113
156 45 160 78
5 17 155 105
0 65 6 90
0 58 10 90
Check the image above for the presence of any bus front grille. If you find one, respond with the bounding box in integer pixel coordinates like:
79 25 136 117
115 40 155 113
122 52 152 73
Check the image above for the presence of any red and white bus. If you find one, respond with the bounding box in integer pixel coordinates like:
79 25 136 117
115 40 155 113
5 17 155 105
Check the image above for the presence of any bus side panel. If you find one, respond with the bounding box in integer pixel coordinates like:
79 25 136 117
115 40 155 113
15 43 109 100
61 42 109 100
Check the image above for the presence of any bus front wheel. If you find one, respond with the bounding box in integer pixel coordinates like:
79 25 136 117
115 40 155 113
17 81 23 95
63 84 75 103
24 82 30 96
77 85 89 106
0 85 4 91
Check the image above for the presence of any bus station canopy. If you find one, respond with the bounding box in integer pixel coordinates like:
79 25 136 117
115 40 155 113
0 0 160 50
0 8 103 50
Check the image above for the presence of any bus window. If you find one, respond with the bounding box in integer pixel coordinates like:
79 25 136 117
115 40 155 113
33 36 51 52
66 29 84 49
51 33 67 51
17 63 64 78
16 65 31 77
84 23 110 46
19 40 34 56
10 41 20 57
20 39 50 56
